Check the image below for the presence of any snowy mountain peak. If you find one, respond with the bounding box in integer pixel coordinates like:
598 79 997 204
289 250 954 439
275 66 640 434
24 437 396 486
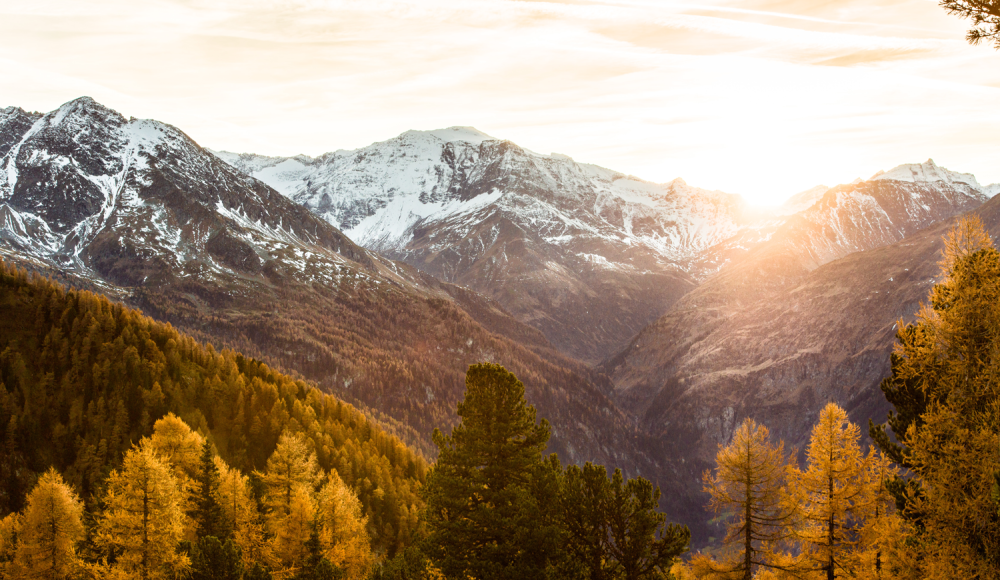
872 158 981 188
49 96 125 127
422 126 497 145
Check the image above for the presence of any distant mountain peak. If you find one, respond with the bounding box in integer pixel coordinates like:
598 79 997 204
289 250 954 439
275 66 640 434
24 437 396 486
401 126 497 145
872 158 981 188
50 96 125 125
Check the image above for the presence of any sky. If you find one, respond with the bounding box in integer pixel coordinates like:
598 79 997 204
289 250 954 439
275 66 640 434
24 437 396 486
1 0 999 206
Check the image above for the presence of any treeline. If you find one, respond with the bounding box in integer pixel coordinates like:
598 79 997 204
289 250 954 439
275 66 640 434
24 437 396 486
0 414 372 579
675 217 1000 580
0 260 426 556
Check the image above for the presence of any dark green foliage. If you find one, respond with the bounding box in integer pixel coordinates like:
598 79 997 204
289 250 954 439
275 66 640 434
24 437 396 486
422 362 555 580
560 462 689 580
0 260 425 554
245 562 274 580
193 439 228 539
869 336 933 516
294 527 343 580
561 462 617 580
605 469 689 580
190 535 244 580
869 341 931 469
422 363 688 580
371 545 431 580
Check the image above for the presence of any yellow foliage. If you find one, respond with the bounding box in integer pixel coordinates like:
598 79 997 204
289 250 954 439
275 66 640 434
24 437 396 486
146 412 205 482
316 470 374 580
271 484 315 572
11 468 85 580
260 432 319 517
96 444 189 580
215 456 273 569
144 413 205 540
787 403 871 577
702 419 796 579
0 512 21 578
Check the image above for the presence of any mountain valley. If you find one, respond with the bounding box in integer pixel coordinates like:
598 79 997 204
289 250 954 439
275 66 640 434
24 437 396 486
3 96 999 545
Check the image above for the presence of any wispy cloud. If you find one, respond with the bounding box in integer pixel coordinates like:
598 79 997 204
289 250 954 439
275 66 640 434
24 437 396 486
1 0 998 204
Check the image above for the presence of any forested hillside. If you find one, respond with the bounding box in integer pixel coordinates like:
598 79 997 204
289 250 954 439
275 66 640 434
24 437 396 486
0 260 425 555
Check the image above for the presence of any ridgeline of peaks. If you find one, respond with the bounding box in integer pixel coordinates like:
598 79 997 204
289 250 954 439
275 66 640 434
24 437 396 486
216 130 996 363
4 96 1000 546
215 129 753 363
0 98 663 520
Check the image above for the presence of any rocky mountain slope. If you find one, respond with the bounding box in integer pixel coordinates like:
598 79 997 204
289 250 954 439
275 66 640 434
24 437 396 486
0 98 663 499
7 96 1000 546
215 130 764 363
601 161 996 510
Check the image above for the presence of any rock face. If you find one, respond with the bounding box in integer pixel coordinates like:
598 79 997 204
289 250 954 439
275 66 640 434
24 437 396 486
214 130 762 363
0 98 660 496
601 160 994 519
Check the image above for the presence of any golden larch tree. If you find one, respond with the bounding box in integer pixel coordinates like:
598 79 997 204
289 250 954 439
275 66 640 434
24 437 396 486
145 413 205 540
271 484 315 572
316 470 374 580
789 403 874 580
870 217 1000 579
259 432 319 574
696 418 798 580
214 456 272 569
96 444 188 580
10 468 84 580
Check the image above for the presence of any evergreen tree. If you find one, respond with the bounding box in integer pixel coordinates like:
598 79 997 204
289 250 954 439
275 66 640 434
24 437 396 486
559 462 689 580
192 439 227 539
560 462 613 580
245 561 274 580
696 419 797 580
189 535 243 580
869 218 1000 578
941 0 1000 48
95 444 188 580
421 362 552 580
605 468 689 580
10 468 84 580
293 526 343 580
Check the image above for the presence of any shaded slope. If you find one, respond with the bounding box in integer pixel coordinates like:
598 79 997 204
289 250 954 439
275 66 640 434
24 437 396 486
0 98 665 524
0 261 424 552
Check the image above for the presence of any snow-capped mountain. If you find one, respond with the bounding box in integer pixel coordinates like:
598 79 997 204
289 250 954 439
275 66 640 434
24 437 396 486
601 159 995 505
0 97 378 290
0 98 661 497
215 128 764 362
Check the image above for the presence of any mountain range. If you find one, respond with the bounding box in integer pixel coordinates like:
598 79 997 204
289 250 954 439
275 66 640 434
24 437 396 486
3 96 998 544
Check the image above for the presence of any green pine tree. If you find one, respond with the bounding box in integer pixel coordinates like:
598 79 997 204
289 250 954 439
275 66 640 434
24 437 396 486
421 362 553 580
192 440 228 539
189 535 243 580
294 526 343 580
605 468 689 580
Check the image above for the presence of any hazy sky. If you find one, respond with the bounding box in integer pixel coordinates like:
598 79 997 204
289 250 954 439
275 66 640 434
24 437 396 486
2 0 999 205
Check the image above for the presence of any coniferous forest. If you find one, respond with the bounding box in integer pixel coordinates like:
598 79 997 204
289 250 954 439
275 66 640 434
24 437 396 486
0 218 998 580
